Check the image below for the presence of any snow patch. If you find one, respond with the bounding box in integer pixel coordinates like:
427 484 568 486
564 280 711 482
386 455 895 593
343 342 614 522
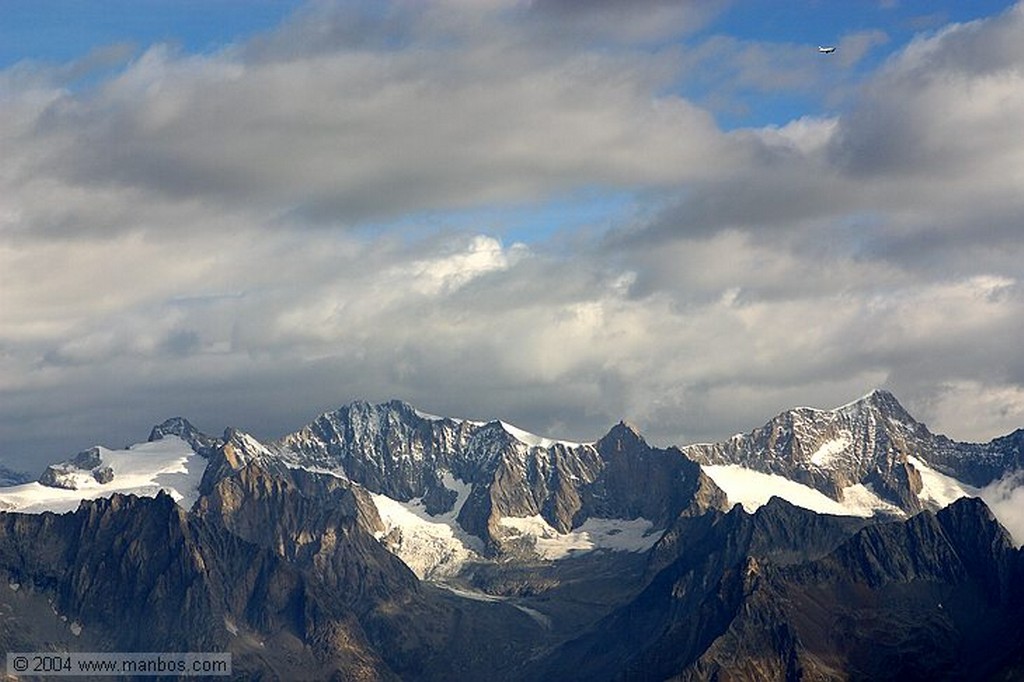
497 515 661 560
513 604 553 629
701 464 901 517
283 463 348 480
440 472 472 518
233 430 274 459
0 437 205 514
809 435 851 467
499 421 582 449
842 483 904 515
907 455 978 508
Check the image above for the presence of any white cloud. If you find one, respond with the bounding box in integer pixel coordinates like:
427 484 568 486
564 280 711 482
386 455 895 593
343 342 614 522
921 382 1024 443
837 30 889 68
980 471 1024 547
398 236 524 296
1 1 1024 475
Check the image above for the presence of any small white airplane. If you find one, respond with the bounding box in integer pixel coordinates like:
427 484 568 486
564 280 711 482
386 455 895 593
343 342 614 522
818 45 836 54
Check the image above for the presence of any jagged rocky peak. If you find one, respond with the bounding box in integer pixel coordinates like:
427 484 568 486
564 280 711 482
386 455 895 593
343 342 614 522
596 420 647 452
682 389 1001 513
585 421 728 527
148 416 222 458
38 446 114 490
262 400 729 555
839 388 912 418
539 494 1024 682
221 427 274 462
197 427 282 496
0 490 408 679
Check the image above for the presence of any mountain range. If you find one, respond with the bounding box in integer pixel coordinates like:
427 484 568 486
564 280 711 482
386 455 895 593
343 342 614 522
1 390 1022 680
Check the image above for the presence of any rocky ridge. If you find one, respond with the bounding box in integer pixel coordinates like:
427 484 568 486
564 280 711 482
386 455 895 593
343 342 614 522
213 401 732 553
536 496 1024 681
683 389 1024 513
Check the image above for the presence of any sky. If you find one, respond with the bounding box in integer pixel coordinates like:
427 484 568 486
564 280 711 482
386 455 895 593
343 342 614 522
2 0 1023 472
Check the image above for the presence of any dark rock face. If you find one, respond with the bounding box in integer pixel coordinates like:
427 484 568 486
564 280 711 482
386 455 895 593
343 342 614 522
92 466 114 484
274 400 484 499
684 389 1024 512
695 498 1024 682
974 427 1024 484
72 447 102 470
148 416 224 458
535 500 864 681
0 468 563 682
0 493 399 680
594 423 727 522
195 456 413 609
534 497 1024 682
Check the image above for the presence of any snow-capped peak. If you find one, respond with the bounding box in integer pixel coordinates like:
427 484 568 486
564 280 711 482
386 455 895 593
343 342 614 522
498 421 583 449
0 436 205 514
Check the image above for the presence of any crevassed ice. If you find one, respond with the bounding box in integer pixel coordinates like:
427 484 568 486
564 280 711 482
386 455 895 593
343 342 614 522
369 472 482 580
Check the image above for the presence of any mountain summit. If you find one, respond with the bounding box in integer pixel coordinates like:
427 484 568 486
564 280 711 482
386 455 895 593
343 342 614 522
264 400 728 554
684 389 1022 513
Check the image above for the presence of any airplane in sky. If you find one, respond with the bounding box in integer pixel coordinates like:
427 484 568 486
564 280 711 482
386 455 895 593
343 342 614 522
818 45 836 54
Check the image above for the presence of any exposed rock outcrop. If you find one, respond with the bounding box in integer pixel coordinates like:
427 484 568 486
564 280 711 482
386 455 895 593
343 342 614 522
148 416 224 458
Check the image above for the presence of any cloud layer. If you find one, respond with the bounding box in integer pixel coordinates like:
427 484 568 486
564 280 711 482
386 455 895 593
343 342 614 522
1 2 1023 471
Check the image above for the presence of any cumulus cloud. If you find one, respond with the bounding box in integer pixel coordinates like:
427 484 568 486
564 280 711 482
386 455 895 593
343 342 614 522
1 1 1024 475
1 3 737 240
980 471 1024 547
836 30 890 69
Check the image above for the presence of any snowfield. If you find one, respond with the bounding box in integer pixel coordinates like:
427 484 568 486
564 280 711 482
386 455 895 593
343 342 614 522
370 472 663 574
701 464 902 517
906 455 978 507
702 459 1024 547
0 436 204 514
